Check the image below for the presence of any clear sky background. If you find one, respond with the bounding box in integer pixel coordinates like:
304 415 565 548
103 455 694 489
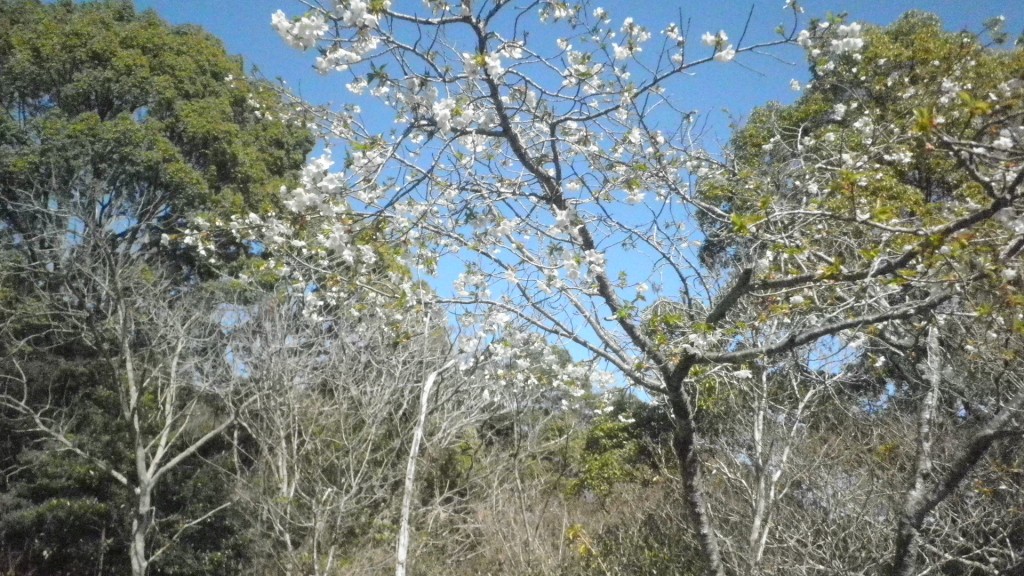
135 0 1023 145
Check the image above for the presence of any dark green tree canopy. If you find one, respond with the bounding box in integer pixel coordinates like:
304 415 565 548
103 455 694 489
0 3 313 574
0 0 313 219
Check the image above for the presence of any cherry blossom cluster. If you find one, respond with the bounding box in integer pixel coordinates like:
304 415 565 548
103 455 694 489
701 30 736 62
271 9 327 50
240 1 1011 402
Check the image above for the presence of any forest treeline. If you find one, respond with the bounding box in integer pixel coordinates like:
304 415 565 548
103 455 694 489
1 1 1022 575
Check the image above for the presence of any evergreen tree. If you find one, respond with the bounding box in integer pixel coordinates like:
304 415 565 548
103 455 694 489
0 2 312 573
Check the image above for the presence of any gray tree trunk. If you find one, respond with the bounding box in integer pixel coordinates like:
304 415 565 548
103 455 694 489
395 363 453 576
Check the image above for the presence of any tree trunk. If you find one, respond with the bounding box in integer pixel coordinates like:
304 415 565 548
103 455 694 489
395 366 447 576
130 484 152 576
889 329 1024 575
667 382 727 576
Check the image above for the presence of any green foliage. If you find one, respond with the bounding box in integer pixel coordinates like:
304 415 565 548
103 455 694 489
567 393 672 498
0 443 131 574
0 0 313 219
0 2 314 574
698 11 1024 272
568 419 643 497
148 447 253 575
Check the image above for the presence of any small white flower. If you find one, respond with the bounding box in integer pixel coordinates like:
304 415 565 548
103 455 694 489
838 22 862 37
701 30 728 47
552 207 573 231
831 37 864 53
272 9 327 50
993 130 1014 151
501 41 524 59
663 23 683 42
462 52 480 77
484 52 504 77
271 10 290 35
830 23 865 54
713 45 736 62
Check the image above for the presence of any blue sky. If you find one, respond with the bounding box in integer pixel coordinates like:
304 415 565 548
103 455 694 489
136 0 1023 144
130 0 1023 382
130 0 1024 300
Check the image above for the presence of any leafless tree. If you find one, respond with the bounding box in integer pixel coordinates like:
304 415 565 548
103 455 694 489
1 183 241 576
227 289 506 575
